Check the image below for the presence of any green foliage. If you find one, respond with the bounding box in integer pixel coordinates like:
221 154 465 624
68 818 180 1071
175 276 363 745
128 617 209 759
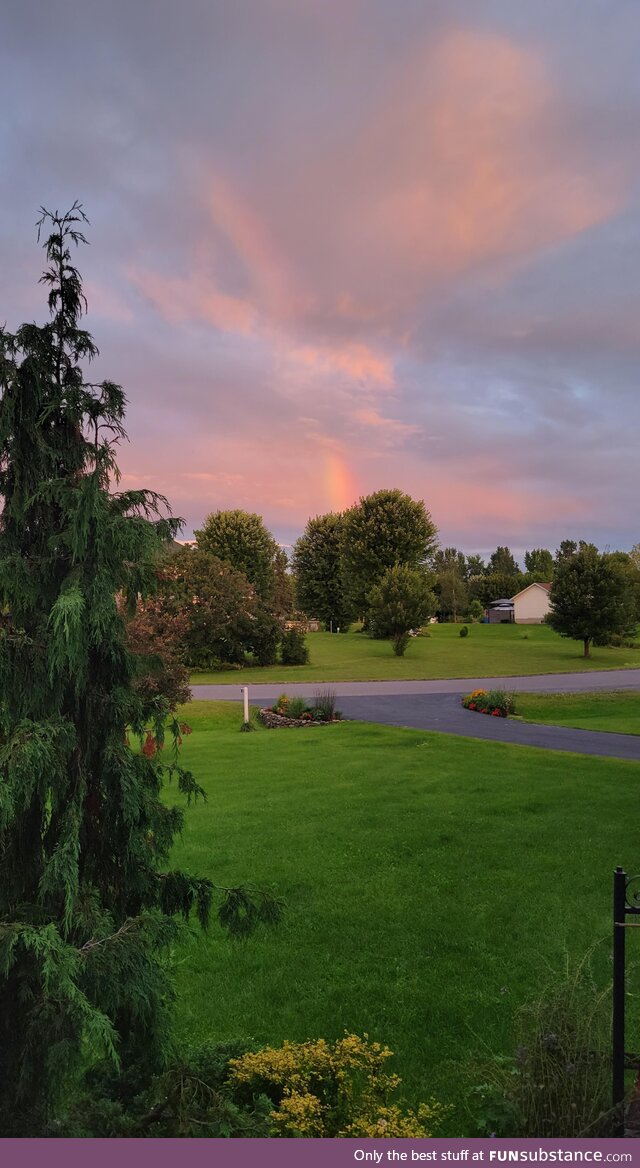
250 609 282 666
368 564 436 656
273 547 294 619
228 1034 447 1137
436 569 469 621
160 546 264 668
523 548 553 578
466 954 614 1137
488 546 520 576
468 571 524 607
468 600 484 621
548 546 637 657
280 627 309 665
266 689 341 723
465 554 486 578
292 512 355 629
195 510 279 604
340 489 438 615
432 547 466 578
286 696 308 719
0 206 277 1134
45 1040 273 1137
462 689 515 716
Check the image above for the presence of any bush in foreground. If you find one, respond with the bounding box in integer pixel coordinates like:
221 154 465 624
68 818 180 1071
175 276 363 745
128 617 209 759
49 1035 447 1138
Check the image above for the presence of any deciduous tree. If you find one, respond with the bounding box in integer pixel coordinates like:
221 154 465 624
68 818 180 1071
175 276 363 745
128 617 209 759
195 510 279 604
292 512 354 630
161 545 269 669
524 548 554 579
547 546 636 657
368 565 436 656
340 489 438 615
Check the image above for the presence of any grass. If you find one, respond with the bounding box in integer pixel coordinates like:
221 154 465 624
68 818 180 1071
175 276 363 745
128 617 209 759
516 690 639 735
190 623 640 685
166 699 640 1129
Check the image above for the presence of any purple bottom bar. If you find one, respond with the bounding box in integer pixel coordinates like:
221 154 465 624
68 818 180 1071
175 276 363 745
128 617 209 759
1 1138 638 1168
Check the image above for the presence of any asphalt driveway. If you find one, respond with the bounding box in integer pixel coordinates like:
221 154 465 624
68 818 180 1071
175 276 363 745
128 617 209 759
191 669 640 762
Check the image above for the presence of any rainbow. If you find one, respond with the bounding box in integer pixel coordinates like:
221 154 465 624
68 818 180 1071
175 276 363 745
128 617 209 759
324 450 359 513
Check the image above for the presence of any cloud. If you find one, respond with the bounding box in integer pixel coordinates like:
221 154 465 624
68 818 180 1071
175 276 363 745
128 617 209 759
2 1 640 551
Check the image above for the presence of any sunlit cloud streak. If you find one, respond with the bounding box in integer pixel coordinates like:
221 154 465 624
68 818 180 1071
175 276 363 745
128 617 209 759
1 0 640 554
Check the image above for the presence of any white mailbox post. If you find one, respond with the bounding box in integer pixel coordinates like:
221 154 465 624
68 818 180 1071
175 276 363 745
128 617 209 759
241 685 250 726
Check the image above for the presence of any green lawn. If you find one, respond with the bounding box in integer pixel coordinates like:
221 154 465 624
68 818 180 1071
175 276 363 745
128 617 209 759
166 700 640 1129
191 624 640 684
516 690 640 735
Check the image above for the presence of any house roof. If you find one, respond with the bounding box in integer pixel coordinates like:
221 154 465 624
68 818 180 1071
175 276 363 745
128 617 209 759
511 582 552 601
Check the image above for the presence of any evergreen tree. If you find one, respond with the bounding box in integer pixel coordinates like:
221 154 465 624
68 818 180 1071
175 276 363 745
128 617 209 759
0 206 276 1134
488 546 520 576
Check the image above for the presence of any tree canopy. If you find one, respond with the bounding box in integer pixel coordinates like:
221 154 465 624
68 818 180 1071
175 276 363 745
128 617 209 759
292 512 355 630
488 546 520 576
368 565 436 656
524 548 554 579
340 489 438 615
547 545 636 657
0 206 277 1134
195 509 279 603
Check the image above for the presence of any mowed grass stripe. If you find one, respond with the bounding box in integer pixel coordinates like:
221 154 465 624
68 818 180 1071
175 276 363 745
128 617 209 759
166 701 640 1127
516 689 640 735
190 623 640 685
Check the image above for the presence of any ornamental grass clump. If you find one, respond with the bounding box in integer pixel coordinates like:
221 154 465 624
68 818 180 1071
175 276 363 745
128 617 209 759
462 689 516 717
228 1034 447 1138
466 953 614 1138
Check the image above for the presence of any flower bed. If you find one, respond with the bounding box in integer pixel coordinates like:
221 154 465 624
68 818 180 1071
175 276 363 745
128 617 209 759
259 691 343 729
461 688 516 718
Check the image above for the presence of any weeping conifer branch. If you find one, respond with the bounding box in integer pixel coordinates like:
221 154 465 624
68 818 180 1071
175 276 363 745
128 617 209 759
0 205 270 1135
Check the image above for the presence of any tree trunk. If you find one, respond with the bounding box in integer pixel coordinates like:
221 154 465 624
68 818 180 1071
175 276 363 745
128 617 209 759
583 638 590 657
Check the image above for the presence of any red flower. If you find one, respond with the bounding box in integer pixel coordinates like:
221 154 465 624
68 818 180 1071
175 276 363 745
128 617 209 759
492 709 502 716
468 702 476 710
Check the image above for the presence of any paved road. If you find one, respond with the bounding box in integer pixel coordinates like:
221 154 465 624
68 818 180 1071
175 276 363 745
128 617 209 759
191 669 640 762
192 668 640 700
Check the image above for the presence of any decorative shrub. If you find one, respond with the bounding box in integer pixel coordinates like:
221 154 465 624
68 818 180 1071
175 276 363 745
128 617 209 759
459 625 469 638
286 696 308 719
229 1034 447 1138
462 689 516 717
281 628 309 665
260 690 342 727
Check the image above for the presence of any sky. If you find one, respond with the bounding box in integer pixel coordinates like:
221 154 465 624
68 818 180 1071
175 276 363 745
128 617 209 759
2 0 639 562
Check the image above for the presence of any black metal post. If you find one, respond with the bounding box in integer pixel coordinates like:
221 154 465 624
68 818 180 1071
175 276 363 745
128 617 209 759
613 866 627 1134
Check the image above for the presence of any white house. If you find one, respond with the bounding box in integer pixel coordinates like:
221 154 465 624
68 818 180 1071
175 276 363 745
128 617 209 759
511 582 552 624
